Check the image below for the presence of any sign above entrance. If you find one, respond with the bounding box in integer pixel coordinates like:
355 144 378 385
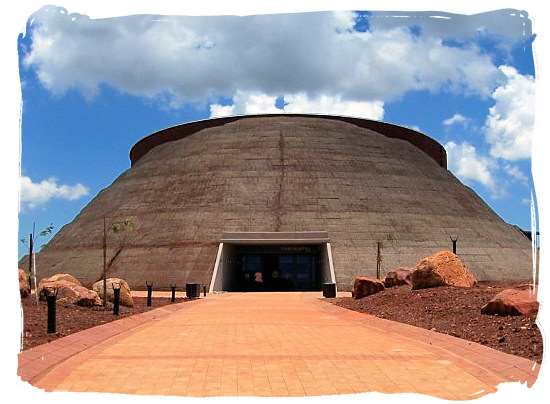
220 231 330 245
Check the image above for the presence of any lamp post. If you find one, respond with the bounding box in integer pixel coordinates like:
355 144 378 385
170 284 176 302
450 236 458 254
112 282 121 315
102 217 107 307
45 287 58 334
146 281 153 306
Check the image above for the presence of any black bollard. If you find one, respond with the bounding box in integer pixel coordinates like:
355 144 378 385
171 284 176 302
450 236 458 254
146 281 153 306
113 283 121 315
45 287 57 334
203 285 207 297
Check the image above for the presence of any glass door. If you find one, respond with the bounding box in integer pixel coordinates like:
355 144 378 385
277 254 317 291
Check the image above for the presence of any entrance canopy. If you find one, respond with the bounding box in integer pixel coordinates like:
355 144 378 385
220 231 330 245
210 232 336 292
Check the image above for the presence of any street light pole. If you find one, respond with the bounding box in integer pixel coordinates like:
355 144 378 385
450 235 458 254
103 216 107 307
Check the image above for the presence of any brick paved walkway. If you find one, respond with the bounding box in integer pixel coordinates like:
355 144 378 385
19 292 540 399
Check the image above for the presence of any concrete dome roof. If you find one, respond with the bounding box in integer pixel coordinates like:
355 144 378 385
27 114 533 290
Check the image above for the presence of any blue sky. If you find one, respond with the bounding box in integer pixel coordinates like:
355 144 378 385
14 3 541 259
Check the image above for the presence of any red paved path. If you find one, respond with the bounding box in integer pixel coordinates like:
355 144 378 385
18 292 540 399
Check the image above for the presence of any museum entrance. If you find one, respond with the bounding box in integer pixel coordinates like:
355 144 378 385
235 245 321 291
209 231 335 293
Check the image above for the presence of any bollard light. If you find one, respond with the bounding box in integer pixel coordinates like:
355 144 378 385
45 287 57 334
450 235 458 254
146 281 153 306
203 285 207 297
112 283 121 315
170 284 176 303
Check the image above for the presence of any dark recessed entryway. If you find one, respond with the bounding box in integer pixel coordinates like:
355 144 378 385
235 245 320 291
210 231 336 293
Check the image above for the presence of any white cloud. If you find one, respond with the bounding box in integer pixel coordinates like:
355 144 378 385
442 66 535 196
23 7 503 109
332 10 357 33
209 91 385 120
443 113 468 127
444 141 497 192
209 103 236 118
20 175 89 209
210 91 282 117
484 66 535 161
283 93 385 119
504 164 528 182
367 10 532 47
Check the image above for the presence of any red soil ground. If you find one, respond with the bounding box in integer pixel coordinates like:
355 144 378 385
329 281 542 363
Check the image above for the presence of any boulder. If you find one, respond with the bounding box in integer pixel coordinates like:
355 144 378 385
352 277 385 299
383 267 413 288
411 251 477 290
93 278 134 307
19 268 31 298
38 279 101 307
481 289 539 316
38 273 82 289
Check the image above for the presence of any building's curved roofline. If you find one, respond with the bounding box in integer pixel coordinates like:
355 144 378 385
129 113 447 168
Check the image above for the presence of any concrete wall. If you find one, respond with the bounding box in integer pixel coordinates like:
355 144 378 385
210 243 237 292
320 243 336 286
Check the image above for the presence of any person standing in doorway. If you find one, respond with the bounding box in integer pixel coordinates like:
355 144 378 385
254 270 263 291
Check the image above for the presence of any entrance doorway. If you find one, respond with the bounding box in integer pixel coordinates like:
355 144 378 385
236 245 320 291
210 231 336 293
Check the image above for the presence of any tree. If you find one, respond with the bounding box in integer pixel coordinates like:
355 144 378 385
20 223 54 304
375 233 395 279
102 217 136 306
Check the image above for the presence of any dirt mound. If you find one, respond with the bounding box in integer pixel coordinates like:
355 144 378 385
330 281 541 363
20 295 186 350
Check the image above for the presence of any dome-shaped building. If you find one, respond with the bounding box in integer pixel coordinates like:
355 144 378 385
26 114 533 291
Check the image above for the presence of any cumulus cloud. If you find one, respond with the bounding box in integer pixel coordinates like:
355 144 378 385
367 10 532 45
210 91 282 117
209 103 237 118
22 6 504 111
210 91 385 119
441 65 535 195
504 164 528 183
444 141 497 192
443 113 468 127
484 66 535 161
20 175 89 209
283 93 384 119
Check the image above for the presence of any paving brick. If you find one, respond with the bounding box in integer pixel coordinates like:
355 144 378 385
19 291 540 399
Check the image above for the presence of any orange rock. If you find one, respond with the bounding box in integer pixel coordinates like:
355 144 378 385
39 273 82 287
38 279 101 307
411 251 477 290
18 268 30 298
383 267 413 288
93 278 134 307
352 277 385 299
481 289 539 316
